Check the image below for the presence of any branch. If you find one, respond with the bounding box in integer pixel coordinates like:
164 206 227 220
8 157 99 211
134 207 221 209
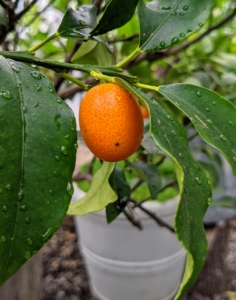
123 205 143 230
58 77 98 99
54 40 83 91
126 7 236 68
136 203 175 233
0 0 7 10
108 34 139 44
93 0 103 12
16 0 39 20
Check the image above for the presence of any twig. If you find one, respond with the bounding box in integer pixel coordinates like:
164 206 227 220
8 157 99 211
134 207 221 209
123 206 143 230
72 173 92 182
136 204 175 233
16 0 39 20
0 0 7 9
108 34 139 44
20 0 56 33
58 77 97 99
54 40 83 91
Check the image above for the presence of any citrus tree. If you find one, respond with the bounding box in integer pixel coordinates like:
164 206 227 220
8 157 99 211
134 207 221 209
0 0 236 299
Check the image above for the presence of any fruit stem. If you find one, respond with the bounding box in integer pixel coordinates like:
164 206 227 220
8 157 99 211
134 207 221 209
133 82 159 92
28 32 59 53
58 72 91 90
90 70 115 83
116 47 141 68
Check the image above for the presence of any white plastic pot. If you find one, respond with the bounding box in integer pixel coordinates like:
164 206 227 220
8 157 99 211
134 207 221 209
73 187 186 300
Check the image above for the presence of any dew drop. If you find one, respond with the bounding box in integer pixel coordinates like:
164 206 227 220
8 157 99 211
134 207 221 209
158 120 163 126
6 184 11 190
167 115 174 121
207 197 212 205
212 101 216 106
49 190 54 196
12 65 20 73
220 134 226 141
57 98 63 104
179 12 184 16
196 91 202 97
35 85 42 91
207 119 213 124
20 205 27 211
160 41 166 48
18 190 24 201
65 134 71 139
67 182 74 196
196 177 202 185
1 90 12 99
180 33 186 37
172 130 177 136
153 45 158 50
25 217 31 224
48 84 55 94
183 5 189 10
2 205 7 212
23 107 28 113
206 108 210 112
74 143 78 150
198 23 203 27
207 181 211 186
55 156 60 161
61 146 68 156
1 236 6 242
229 121 234 126
42 228 53 242
161 6 171 10
187 29 192 33
27 238 33 246
31 71 41 79
24 251 31 259
179 153 183 158
53 171 58 177
171 37 179 44
171 11 177 15
33 103 38 107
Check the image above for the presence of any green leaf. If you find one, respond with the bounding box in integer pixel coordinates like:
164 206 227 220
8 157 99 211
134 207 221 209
138 0 215 51
71 40 115 66
57 5 108 47
198 161 219 188
91 0 140 35
158 84 236 176
68 162 117 215
0 7 8 28
211 195 236 209
0 56 77 285
130 161 161 199
106 167 131 223
114 78 211 300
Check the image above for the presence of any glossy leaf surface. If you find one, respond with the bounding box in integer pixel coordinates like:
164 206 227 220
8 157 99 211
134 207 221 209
91 0 140 35
57 5 106 46
130 161 161 199
0 56 77 285
106 167 131 223
158 84 236 176
138 0 215 51
115 78 211 300
68 162 117 215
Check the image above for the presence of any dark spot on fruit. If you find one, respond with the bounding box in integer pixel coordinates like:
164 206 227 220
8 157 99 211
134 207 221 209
115 142 120 146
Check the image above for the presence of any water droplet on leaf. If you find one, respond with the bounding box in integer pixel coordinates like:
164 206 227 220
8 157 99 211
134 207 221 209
1 90 12 99
27 238 33 246
196 177 202 185
6 184 11 190
31 71 41 79
67 182 74 196
61 146 68 156
2 205 7 212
